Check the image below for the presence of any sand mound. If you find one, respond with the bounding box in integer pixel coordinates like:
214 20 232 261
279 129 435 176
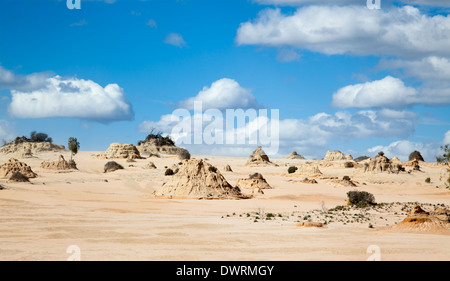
295 164 322 176
236 173 272 190
143 162 157 169
327 178 357 187
296 222 324 228
285 151 305 159
0 158 37 179
390 205 450 233
13 148 34 159
155 159 244 199
223 164 233 172
104 161 124 173
40 155 77 170
301 178 318 184
246 146 273 166
137 136 185 156
97 143 143 159
390 156 403 166
404 159 420 167
0 142 65 155
363 155 394 173
323 150 346 161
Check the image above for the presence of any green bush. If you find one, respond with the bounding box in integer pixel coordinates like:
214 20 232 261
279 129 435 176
346 190 376 207
164 168 174 176
288 166 298 174
425 177 431 183
343 175 351 181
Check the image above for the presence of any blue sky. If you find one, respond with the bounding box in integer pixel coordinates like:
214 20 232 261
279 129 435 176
0 0 449 161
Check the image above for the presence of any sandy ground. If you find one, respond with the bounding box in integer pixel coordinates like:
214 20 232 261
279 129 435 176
1 151 450 261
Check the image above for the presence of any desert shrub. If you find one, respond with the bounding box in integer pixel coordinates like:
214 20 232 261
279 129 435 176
425 177 431 183
354 156 370 162
378 151 385 157
413 164 420 171
346 190 376 207
104 161 124 173
164 168 174 176
138 129 175 147
249 173 264 179
30 131 52 143
344 162 354 168
409 150 424 162
288 166 298 174
397 164 405 172
9 172 29 182
177 149 191 160
342 175 351 181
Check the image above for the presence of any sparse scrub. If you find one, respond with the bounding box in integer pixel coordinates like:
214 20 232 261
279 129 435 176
346 190 376 208
177 148 191 160
164 168 174 176
138 129 175 147
425 177 431 183
288 166 298 174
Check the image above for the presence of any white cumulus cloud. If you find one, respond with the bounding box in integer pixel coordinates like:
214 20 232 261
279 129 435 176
8 75 134 123
177 78 262 111
236 5 450 58
332 76 450 108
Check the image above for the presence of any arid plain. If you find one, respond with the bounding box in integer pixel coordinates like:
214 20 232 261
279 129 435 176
1 146 450 261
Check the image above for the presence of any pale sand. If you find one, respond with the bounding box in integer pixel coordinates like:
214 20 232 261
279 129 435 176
0 151 450 261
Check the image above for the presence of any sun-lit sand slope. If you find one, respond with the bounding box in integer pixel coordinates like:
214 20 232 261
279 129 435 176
0 151 450 261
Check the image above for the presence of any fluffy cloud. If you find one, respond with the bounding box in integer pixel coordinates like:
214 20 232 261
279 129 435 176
236 6 450 58
332 76 450 108
8 76 134 123
0 66 50 91
177 78 261 111
367 130 450 162
139 108 418 158
164 33 187 48
254 0 450 7
378 56 450 87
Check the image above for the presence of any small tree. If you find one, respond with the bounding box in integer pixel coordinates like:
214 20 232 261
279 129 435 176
68 137 80 161
436 144 450 163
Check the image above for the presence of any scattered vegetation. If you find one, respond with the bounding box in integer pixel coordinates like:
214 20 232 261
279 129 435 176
342 175 351 181
378 151 385 157
425 177 431 183
222 202 449 229
288 166 298 174
436 144 450 163
3 131 53 147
